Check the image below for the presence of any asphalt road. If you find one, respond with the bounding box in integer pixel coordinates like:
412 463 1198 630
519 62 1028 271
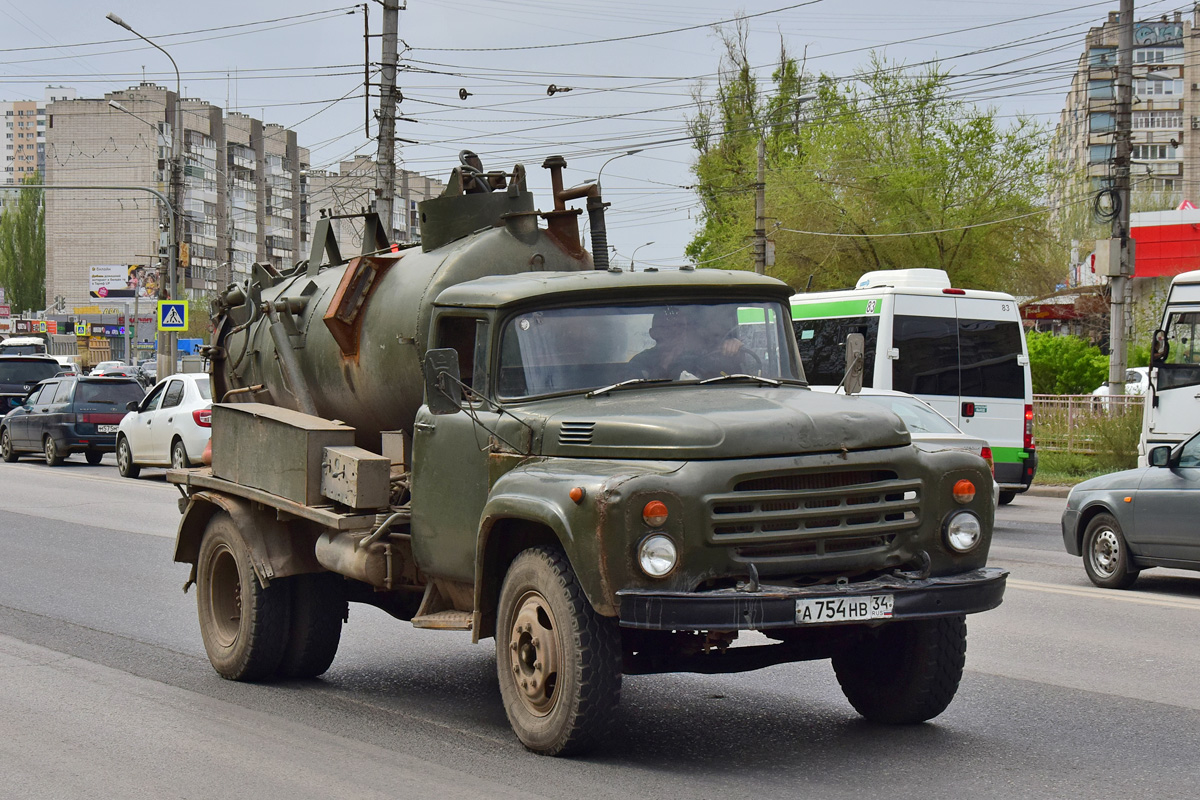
1 458 1197 799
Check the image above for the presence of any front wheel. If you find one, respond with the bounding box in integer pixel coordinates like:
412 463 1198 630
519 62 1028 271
832 615 967 724
0 429 17 462
997 491 1016 506
196 511 292 681
116 436 140 478
1083 513 1139 589
496 547 621 756
43 436 64 467
171 438 191 470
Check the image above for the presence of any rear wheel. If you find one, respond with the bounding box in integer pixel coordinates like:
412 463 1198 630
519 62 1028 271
832 615 967 724
276 571 346 679
1083 513 1139 589
171 438 191 470
997 491 1016 506
495 546 621 756
0 429 17 462
43 435 64 467
116 436 140 478
84 449 104 466
196 511 292 681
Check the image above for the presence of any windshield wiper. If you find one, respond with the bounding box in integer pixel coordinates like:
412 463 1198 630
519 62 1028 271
698 373 785 387
585 377 672 398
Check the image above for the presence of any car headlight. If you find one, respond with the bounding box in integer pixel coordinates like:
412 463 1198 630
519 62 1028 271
943 510 982 553
638 533 678 578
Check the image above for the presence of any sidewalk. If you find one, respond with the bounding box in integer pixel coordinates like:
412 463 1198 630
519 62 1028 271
1025 484 1071 498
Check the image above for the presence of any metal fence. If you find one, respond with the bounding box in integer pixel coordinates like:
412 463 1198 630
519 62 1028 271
1033 394 1144 454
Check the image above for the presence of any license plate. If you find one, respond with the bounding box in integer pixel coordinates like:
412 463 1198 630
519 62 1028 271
795 594 894 624
97 424 119 433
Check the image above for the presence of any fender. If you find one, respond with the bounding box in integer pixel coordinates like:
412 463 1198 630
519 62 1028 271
174 490 323 590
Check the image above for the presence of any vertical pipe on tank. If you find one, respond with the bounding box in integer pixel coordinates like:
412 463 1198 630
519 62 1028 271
587 194 610 270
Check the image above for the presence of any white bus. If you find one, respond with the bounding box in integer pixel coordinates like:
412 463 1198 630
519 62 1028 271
791 269 1035 504
1144 269 1200 461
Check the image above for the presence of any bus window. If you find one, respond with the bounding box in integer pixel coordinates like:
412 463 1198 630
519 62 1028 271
1159 311 1200 390
958 319 1024 399
794 316 878 387
892 315 958 396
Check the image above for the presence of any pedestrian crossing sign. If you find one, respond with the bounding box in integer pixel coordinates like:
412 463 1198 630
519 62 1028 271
157 300 188 332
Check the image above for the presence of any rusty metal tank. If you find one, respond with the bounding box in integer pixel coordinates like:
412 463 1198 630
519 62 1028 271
209 156 600 448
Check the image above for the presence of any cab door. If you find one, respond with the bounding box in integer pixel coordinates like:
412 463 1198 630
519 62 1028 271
410 315 494 583
23 380 60 449
126 380 167 463
1150 308 1200 447
1134 433 1200 561
8 383 51 449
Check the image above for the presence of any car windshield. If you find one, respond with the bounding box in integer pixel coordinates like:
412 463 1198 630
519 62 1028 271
0 360 61 385
856 393 961 435
75 380 145 406
497 301 800 399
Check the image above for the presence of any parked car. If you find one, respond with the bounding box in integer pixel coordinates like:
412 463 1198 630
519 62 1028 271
812 386 999 506
1062 429 1200 589
0 375 146 465
1091 366 1150 398
0 355 63 411
116 373 212 477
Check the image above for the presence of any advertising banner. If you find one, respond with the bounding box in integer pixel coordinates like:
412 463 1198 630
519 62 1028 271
89 264 159 299
0 304 9 318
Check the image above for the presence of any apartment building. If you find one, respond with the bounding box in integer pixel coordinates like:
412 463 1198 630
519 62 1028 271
1052 10 1198 215
43 84 310 307
303 154 444 253
0 86 75 212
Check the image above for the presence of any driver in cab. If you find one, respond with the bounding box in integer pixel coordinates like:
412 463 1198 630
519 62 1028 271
626 307 754 380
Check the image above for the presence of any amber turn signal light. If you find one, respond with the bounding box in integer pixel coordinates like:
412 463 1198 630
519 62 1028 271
642 500 669 527
952 479 976 504
569 487 585 504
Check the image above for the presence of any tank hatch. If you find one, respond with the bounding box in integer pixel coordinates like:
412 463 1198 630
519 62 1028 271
418 151 534 252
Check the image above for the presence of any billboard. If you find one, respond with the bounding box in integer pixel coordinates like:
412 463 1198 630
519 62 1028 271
88 264 159 300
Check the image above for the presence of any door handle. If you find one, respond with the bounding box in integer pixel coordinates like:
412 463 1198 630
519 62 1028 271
414 422 435 433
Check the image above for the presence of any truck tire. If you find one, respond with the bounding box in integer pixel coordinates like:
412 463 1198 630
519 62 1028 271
495 546 621 756
277 571 346 679
196 511 291 681
832 615 967 724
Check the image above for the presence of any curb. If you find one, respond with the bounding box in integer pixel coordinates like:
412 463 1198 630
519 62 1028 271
1025 484 1072 498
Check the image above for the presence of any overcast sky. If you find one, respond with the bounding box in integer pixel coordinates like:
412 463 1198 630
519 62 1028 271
0 1 1179 267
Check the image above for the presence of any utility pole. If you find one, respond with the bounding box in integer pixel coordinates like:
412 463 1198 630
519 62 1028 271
1108 0 1134 397
754 137 766 275
375 0 400 242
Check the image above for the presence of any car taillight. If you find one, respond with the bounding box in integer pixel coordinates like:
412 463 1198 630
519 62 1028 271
980 446 994 475
61 413 77 424
192 409 212 427
1024 404 1035 450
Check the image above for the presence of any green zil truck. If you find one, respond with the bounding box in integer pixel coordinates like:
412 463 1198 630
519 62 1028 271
167 153 1006 756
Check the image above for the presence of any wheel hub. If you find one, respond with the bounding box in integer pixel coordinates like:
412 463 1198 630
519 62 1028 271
507 591 560 717
207 544 243 647
1091 529 1119 576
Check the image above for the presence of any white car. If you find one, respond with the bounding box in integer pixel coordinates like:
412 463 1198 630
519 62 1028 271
811 386 999 506
116 373 212 477
1091 367 1150 397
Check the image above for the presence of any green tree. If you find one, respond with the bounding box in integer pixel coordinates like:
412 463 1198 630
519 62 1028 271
1025 330 1107 394
0 172 46 313
687 35 1063 294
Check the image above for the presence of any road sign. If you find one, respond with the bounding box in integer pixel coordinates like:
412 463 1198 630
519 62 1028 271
75 322 88 336
157 300 188 332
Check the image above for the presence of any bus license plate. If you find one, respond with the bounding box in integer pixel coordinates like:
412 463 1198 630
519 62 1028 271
97 424 119 433
795 594 893 624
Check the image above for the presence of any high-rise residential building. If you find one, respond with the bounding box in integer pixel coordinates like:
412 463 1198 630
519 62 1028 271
0 86 75 212
43 83 310 307
1052 10 1195 221
303 154 444 253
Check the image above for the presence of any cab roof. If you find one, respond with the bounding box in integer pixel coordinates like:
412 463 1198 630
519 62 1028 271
434 268 793 309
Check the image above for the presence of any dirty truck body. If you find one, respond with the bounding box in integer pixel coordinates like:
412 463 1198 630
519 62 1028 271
168 155 1006 756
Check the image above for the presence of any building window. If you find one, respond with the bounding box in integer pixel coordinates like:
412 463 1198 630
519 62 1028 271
1132 144 1177 160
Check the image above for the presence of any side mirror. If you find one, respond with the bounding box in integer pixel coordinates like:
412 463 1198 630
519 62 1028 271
842 333 865 395
423 348 463 415
126 400 140 412
1150 329 1169 367
1148 445 1172 468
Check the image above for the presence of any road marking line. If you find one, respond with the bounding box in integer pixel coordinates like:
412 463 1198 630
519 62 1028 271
1008 578 1200 611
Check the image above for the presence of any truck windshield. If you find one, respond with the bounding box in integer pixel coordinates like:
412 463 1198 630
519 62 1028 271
497 301 800 399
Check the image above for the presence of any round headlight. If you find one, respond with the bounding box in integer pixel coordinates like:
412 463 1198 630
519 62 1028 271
944 510 982 553
638 534 678 578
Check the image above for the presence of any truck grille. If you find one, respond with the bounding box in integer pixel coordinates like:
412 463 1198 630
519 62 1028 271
707 469 920 557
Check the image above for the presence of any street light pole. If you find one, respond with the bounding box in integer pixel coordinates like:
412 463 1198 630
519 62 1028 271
631 241 654 272
107 12 181 378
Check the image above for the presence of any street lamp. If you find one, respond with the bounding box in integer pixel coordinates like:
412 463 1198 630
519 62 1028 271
631 241 655 272
107 11 182 377
596 148 643 193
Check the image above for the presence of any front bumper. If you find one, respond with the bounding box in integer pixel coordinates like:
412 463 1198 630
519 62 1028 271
617 567 1007 631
